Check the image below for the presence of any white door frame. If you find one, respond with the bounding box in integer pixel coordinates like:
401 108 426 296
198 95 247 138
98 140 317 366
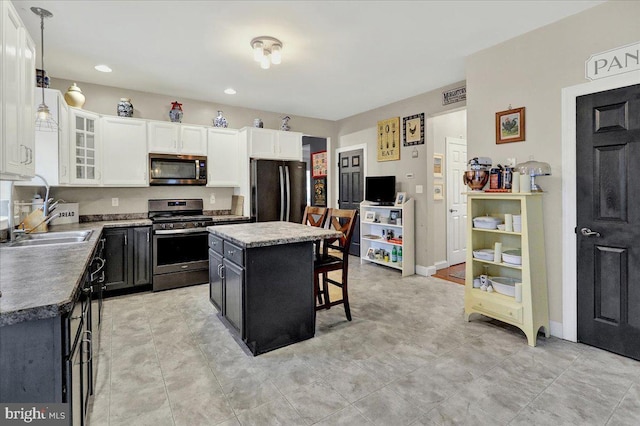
445 137 467 266
561 71 640 342
334 143 367 208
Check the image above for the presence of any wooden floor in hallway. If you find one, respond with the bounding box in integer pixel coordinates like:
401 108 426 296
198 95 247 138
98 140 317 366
433 262 465 285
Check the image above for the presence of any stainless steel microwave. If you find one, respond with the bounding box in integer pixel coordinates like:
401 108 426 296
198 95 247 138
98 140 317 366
149 153 207 185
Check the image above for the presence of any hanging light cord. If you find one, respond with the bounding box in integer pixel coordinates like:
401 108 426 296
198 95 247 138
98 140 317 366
39 12 45 106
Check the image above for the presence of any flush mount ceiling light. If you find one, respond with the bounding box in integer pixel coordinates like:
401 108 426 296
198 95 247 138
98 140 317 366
224 88 237 95
31 6 57 132
250 36 283 70
94 64 112 73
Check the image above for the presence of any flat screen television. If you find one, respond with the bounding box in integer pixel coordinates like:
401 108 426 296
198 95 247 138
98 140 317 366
365 176 396 205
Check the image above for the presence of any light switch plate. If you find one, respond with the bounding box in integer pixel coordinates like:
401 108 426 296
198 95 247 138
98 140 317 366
416 185 424 194
210 193 216 204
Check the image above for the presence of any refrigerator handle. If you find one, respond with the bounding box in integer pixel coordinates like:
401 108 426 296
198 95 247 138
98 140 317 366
285 165 291 221
278 165 285 221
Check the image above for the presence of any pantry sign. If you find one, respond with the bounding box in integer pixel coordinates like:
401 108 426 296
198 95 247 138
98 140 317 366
585 41 639 81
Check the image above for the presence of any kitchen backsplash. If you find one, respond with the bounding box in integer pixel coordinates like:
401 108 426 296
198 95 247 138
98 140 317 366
12 186 235 216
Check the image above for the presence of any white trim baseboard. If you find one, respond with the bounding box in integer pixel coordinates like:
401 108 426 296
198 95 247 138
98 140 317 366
435 260 449 270
561 71 640 343
417 265 433 276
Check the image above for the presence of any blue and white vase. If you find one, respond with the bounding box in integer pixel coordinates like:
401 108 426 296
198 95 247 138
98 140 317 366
213 110 228 128
253 118 263 128
169 101 183 123
281 115 291 131
117 98 133 117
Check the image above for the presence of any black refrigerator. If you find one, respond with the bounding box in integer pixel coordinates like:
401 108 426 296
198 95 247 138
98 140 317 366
250 159 307 223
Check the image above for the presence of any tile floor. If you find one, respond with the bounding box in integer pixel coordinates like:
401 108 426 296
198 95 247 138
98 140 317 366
88 258 640 426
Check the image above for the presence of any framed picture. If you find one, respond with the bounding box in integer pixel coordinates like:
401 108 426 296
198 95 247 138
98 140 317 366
364 211 376 222
377 117 401 162
312 177 326 207
496 107 526 144
403 113 424 146
434 183 444 200
395 192 407 206
312 151 327 177
390 210 400 220
366 247 375 259
433 153 443 177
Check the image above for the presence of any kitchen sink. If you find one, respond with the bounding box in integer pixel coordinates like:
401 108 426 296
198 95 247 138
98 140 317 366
8 230 93 247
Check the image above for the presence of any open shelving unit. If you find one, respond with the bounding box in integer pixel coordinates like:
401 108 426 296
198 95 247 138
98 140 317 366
464 192 549 346
360 198 414 277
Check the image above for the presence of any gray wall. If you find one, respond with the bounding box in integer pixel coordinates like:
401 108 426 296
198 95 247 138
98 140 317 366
334 81 467 271
465 0 640 325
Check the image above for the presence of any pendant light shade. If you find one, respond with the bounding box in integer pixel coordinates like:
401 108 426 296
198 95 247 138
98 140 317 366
31 7 58 132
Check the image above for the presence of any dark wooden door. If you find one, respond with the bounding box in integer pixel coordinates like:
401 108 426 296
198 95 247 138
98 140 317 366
339 149 364 256
577 84 640 360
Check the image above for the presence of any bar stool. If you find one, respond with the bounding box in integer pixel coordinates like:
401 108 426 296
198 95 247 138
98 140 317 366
313 208 358 321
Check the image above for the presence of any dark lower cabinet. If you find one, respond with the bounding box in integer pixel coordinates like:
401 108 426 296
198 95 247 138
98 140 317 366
223 258 244 335
104 226 151 291
0 241 103 426
208 248 223 312
208 232 315 355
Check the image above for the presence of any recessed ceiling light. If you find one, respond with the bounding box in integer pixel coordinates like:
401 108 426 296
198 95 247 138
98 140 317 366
224 88 237 95
94 64 112 73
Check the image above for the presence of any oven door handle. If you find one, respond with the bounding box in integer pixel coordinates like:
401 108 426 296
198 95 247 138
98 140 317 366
154 228 208 235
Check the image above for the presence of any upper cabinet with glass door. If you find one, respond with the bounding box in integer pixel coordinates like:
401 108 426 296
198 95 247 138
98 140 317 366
70 108 101 185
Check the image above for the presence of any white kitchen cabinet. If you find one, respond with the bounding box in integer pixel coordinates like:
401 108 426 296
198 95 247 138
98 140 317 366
1 0 36 180
180 125 207 155
207 128 241 187
147 121 207 155
69 108 101 185
242 127 302 161
15 89 69 186
101 116 148 186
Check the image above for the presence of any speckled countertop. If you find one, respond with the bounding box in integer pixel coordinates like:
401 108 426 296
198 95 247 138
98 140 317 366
0 215 249 327
207 221 343 248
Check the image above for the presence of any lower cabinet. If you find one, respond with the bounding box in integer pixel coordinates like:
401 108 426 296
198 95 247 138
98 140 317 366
208 234 315 355
223 256 244 335
103 226 152 291
0 244 102 426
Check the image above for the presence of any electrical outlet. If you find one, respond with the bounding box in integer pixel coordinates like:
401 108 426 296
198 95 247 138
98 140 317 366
112 198 119 207
506 157 517 167
416 185 424 194
210 193 216 204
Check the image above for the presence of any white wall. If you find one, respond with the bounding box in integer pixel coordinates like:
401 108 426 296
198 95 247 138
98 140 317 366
466 0 640 326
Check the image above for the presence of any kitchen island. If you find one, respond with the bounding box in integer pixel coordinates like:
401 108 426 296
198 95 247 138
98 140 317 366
207 221 342 355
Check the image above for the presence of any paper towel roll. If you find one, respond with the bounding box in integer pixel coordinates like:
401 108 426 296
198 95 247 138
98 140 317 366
519 173 531 193
494 242 502 263
512 172 520 192
515 282 523 303
504 214 513 232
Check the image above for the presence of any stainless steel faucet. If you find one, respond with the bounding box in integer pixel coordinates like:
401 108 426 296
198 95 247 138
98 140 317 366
6 174 53 242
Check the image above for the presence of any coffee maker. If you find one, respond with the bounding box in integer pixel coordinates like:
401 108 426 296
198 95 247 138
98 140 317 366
463 157 492 191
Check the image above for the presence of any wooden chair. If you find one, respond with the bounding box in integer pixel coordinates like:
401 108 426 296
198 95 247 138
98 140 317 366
313 208 358 321
302 206 328 228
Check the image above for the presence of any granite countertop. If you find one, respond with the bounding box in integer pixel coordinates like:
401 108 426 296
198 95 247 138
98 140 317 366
209 215 251 224
207 221 342 248
0 219 151 327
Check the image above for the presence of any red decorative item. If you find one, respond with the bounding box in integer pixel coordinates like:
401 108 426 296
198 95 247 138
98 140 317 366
169 101 183 123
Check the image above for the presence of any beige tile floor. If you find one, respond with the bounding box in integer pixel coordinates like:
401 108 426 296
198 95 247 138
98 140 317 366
88 258 640 425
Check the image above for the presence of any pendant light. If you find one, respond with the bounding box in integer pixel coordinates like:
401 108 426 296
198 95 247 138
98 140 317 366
31 7 57 132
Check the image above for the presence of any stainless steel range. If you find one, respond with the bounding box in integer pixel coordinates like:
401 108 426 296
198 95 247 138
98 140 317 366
149 199 214 292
